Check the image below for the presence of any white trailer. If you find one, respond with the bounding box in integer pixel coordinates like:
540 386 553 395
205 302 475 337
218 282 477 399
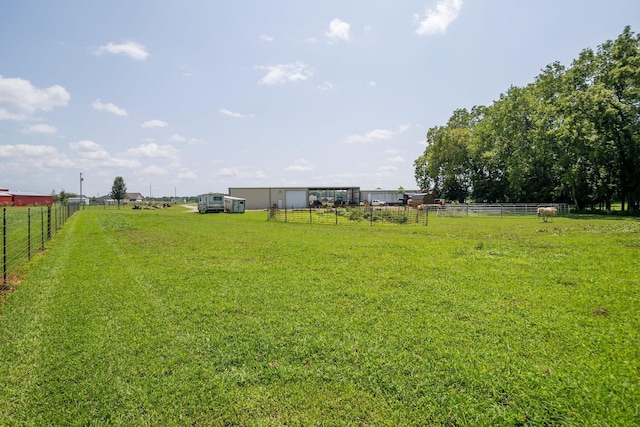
362 191 404 206
224 196 246 213
197 192 225 213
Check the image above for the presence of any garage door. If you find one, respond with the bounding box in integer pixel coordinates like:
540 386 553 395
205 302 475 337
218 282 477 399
285 190 307 209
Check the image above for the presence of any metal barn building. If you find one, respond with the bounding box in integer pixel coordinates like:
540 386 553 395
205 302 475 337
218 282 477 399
228 187 361 210
11 192 53 206
0 188 53 206
0 190 12 205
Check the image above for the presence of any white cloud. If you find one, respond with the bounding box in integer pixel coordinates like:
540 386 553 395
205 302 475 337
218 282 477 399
23 123 57 134
98 41 149 60
256 62 314 85
218 167 238 177
415 0 463 35
108 158 141 169
344 129 394 144
141 119 168 128
169 134 202 145
286 165 313 172
125 142 178 159
217 166 267 180
325 18 350 41
0 75 70 120
377 166 397 176
70 140 110 160
92 99 127 116
177 170 197 180
138 165 168 176
0 144 57 158
317 81 333 91
387 156 405 163
368 81 376 87
286 158 314 172
344 124 409 144
219 108 254 119
1 141 142 174
260 34 274 42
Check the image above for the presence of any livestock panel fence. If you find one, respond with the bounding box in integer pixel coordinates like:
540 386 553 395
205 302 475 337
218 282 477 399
268 205 429 226
2 204 79 285
433 203 569 217
266 203 570 226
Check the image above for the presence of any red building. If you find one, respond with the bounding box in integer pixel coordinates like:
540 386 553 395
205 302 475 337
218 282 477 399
0 188 53 206
0 188 12 206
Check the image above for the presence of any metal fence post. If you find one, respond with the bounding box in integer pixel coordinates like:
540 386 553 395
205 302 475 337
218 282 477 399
47 206 52 240
28 208 31 261
41 207 44 250
2 208 6 284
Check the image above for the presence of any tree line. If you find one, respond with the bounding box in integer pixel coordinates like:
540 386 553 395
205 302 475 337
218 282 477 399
414 26 639 212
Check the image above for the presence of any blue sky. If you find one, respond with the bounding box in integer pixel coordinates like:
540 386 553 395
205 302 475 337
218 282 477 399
1 1 638 198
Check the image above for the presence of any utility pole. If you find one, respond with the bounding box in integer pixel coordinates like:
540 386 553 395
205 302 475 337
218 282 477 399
80 173 83 200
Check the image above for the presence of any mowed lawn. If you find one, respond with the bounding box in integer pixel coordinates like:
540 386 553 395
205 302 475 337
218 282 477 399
0 207 638 425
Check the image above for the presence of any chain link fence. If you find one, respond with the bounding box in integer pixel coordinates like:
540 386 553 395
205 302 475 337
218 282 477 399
2 204 78 286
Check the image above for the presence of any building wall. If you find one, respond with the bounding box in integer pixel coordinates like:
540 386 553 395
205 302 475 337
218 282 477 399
228 188 270 210
229 187 311 210
12 195 53 206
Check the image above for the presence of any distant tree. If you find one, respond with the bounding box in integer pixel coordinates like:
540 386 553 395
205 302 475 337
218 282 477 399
111 176 128 209
58 189 70 205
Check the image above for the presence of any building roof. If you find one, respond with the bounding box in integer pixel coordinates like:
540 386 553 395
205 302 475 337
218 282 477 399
9 191 51 197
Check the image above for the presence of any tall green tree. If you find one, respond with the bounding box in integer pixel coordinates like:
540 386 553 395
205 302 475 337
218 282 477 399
592 26 640 211
111 176 127 209
414 26 640 211
414 108 479 202
58 190 70 205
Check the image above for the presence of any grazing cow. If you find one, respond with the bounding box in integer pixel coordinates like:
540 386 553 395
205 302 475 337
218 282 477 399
537 206 557 222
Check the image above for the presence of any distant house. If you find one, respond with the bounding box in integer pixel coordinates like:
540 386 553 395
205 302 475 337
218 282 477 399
127 193 145 204
96 195 115 205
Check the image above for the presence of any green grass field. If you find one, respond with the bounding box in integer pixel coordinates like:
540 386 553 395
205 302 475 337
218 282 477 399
0 207 638 425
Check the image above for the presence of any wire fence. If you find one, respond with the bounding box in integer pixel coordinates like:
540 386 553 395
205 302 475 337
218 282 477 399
2 204 79 286
266 203 570 226
267 205 429 226
433 203 570 217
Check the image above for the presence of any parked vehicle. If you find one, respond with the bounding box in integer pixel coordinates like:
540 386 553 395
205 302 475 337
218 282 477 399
197 192 224 213
224 196 246 213
371 200 386 206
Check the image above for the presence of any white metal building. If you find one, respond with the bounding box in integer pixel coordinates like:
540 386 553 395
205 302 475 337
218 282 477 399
228 187 361 210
